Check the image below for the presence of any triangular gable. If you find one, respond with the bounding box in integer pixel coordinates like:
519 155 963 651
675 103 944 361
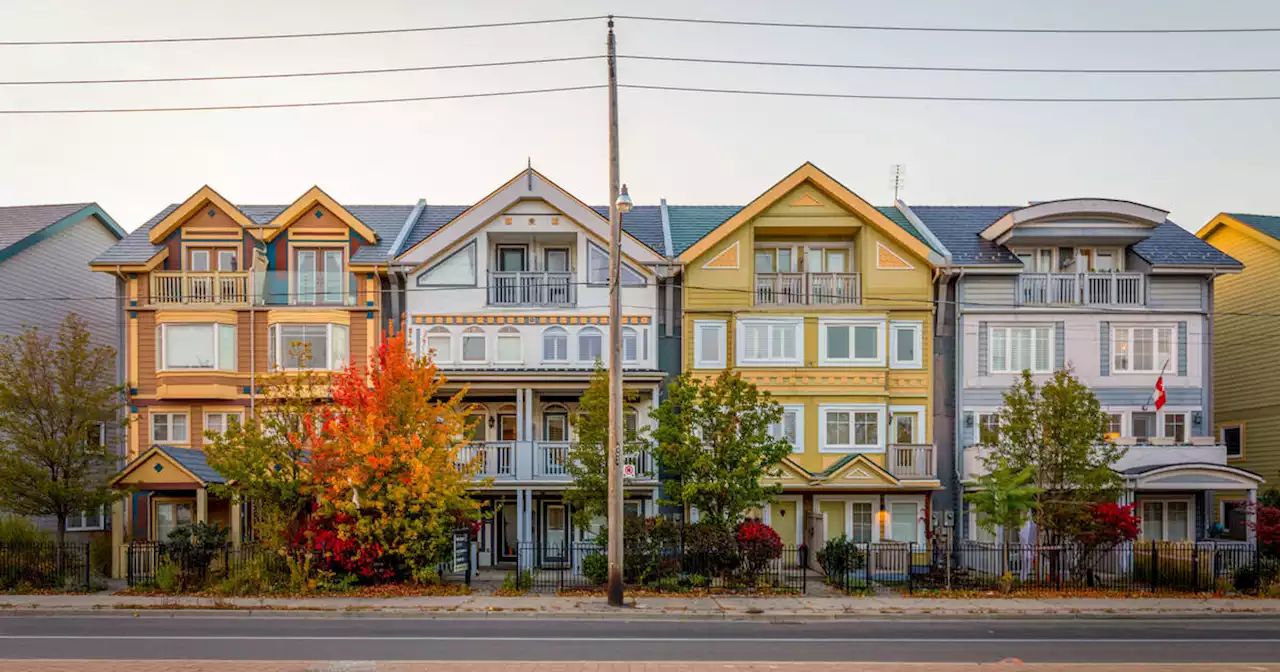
676 162 934 265
703 240 740 269
148 186 258 244
262 186 378 244
761 457 813 485
1198 213 1280 253
397 168 665 271
109 446 207 488
876 241 915 270
819 454 900 486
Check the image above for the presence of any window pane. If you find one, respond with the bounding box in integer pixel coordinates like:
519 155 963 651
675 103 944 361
428 335 451 361
698 325 720 364
745 324 768 360
1034 327 1050 371
422 244 476 285
206 414 224 435
588 246 608 283
1142 501 1164 540
217 250 236 272
895 326 916 363
827 412 850 445
782 410 797 446
1132 412 1156 442
153 414 168 441
1223 427 1243 457
1158 328 1172 371
543 330 567 361
498 335 521 362
462 335 485 362
1135 328 1154 371
853 325 878 360
296 250 317 303
322 250 344 303
850 503 872 543
165 325 215 369
1011 328 1031 371
826 250 846 273
329 324 348 369
218 324 236 371
1167 502 1189 541
890 503 917 543
773 324 795 359
854 412 878 446
622 329 638 362
1164 413 1185 442
544 414 568 442
990 328 1007 372
826 325 849 359
579 331 602 361
776 249 793 272
755 251 774 273
171 414 187 442
621 265 646 286
893 414 915 443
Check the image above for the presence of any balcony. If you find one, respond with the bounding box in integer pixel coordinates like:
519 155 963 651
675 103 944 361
887 444 936 480
531 442 657 481
148 271 360 307
487 271 575 307
150 272 250 306
963 438 1225 480
1017 272 1144 307
457 441 515 479
755 272 861 306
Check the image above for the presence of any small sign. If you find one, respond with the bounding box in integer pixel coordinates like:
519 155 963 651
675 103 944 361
623 463 636 478
452 531 469 574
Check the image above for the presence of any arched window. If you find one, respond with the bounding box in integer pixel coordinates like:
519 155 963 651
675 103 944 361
496 326 522 363
461 326 486 363
622 327 639 363
542 403 569 442
426 326 452 362
543 326 568 362
578 326 603 363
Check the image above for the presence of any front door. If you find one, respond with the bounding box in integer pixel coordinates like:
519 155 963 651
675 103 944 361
496 502 518 562
772 499 798 550
542 503 568 564
498 414 518 442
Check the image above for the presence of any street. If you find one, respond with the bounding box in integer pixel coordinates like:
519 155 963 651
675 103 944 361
0 614 1276 664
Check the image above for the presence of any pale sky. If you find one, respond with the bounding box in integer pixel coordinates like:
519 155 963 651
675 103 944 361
2 0 1280 233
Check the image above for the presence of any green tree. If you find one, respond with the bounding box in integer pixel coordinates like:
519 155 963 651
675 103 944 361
651 371 791 530
967 458 1041 579
563 365 642 532
985 369 1124 542
0 314 123 545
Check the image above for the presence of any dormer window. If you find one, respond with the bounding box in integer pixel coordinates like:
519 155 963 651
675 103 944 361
1013 247 1123 274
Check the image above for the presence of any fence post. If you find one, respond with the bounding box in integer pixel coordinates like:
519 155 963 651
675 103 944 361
1256 542 1263 597
1191 544 1200 593
906 543 914 595
1150 542 1160 592
801 545 807 594
865 544 872 593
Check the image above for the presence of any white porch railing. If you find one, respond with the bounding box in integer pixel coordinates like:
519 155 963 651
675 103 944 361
487 271 575 306
887 444 936 480
149 271 250 306
755 272 861 306
456 441 515 478
1017 272 1144 306
535 441 573 479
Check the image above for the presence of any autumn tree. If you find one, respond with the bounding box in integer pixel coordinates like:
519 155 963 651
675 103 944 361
651 371 791 531
985 369 1124 543
563 365 643 532
967 458 1040 580
0 315 123 544
306 329 481 581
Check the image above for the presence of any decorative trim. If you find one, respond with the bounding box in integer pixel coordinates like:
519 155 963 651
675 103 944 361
148 186 257 244
876 242 915 270
702 240 740 270
263 186 378 243
790 193 824 207
412 314 651 326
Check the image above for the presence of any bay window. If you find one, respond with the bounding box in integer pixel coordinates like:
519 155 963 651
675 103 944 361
268 323 349 370
157 323 236 371
989 325 1052 374
1113 326 1173 373
737 318 802 366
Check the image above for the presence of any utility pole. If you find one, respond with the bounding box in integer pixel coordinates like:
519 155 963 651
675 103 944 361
605 15 626 608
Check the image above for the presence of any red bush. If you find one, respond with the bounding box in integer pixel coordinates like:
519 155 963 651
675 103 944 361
1248 504 1280 556
735 519 783 581
292 513 394 580
1077 502 1142 547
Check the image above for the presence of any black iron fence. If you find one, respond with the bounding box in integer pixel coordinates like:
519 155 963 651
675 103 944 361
916 540 1268 594
126 541 279 588
818 541 927 594
0 542 91 591
514 542 808 593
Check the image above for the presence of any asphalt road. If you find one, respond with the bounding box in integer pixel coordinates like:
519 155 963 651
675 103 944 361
0 614 1277 663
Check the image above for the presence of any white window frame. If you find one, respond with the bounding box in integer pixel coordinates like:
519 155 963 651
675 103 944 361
1161 410 1188 443
577 326 604 363
988 325 1053 374
496 327 523 364
157 323 237 372
769 404 805 454
818 318 885 367
736 317 804 367
818 404 885 453
151 412 190 444
1139 496 1194 542
889 405 926 444
889 320 923 369
460 327 487 364
204 411 243 437
814 495 882 544
268 323 349 371
693 320 727 369
1220 423 1244 459
1111 325 1175 374
885 495 925 545
425 327 452 363
542 326 569 363
586 242 646 287
621 327 639 363
65 505 107 532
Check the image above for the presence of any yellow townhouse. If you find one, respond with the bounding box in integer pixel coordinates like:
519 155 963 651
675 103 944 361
672 163 945 550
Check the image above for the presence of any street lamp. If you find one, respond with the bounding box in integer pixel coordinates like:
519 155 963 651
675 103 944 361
616 184 633 214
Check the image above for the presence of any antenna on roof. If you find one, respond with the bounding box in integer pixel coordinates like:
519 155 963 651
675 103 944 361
527 157 533 191
891 164 906 202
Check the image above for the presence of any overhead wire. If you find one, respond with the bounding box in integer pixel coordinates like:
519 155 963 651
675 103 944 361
613 15 1280 35
618 54 1280 76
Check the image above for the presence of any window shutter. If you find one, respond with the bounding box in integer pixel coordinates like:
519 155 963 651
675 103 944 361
977 322 988 376
1055 322 1065 370
962 412 975 446
1177 321 1187 376
1099 322 1110 376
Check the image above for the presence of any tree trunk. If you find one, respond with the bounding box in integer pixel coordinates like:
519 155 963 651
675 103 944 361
55 515 66 547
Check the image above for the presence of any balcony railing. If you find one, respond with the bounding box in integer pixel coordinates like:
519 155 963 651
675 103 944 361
456 441 515 478
1017 272 1144 307
887 444 936 480
533 441 656 481
150 272 250 306
488 271 575 306
755 272 861 306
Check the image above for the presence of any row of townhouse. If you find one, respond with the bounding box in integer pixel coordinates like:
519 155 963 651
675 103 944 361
71 162 1267 575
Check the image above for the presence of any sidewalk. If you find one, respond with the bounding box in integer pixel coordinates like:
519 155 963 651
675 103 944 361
3 593 1280 619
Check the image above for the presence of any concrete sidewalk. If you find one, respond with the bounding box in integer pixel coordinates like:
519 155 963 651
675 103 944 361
3 593 1280 619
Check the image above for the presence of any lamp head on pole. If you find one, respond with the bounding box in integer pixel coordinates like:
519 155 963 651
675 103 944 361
616 184 633 215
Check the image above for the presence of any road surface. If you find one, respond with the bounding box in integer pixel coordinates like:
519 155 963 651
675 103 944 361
0 614 1276 664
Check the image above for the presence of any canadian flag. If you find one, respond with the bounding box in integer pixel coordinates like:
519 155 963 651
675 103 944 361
1154 375 1167 411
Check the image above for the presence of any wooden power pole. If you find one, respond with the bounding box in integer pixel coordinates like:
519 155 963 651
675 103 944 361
605 15 626 608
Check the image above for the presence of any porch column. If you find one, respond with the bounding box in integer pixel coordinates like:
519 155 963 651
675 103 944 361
195 487 208 524
1246 488 1258 544
230 496 242 549
526 389 537 442
110 498 125 579
515 388 526 441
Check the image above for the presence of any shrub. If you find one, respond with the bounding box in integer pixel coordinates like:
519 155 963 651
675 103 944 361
817 536 866 580
292 513 394 582
154 558 178 593
501 570 531 593
682 522 738 578
582 552 608 585
620 516 680 584
686 573 708 589
212 552 290 596
1234 557 1280 593
165 521 229 591
735 519 782 584
0 515 48 545
89 534 113 577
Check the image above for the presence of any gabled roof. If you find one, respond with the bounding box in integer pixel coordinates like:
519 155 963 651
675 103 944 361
1224 213 1280 240
111 445 226 487
1199 213 1280 257
261 186 379 244
0 203 124 264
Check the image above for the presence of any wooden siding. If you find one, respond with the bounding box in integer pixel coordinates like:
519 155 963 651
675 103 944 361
1147 275 1206 311
959 275 1016 308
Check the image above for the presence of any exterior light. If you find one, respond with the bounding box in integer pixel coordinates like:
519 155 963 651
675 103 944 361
615 184 633 214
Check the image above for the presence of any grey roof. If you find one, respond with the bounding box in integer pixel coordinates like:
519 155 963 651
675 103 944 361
1118 462 1261 478
152 445 226 484
0 204 91 251
908 205 1238 268
398 204 471 256
91 205 177 264
1227 213 1280 242
875 206 940 253
591 205 665 255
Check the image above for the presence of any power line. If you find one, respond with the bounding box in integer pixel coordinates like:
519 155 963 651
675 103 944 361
0 16 607 46
622 84 1280 104
621 54 1280 76
615 15 1280 35
0 55 602 86
0 84 605 114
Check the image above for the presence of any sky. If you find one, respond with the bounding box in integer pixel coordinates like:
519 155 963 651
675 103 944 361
2 0 1280 233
